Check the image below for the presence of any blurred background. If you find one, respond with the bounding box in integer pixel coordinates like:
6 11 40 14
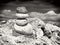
0 0 60 27
0 0 60 13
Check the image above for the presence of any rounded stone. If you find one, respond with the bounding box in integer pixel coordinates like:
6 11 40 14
16 13 29 18
15 19 28 26
46 10 56 15
14 23 34 35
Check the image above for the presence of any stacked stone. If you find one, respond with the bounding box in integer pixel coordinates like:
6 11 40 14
13 7 34 36
15 7 29 26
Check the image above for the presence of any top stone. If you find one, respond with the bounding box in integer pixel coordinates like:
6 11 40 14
16 7 28 13
16 7 29 18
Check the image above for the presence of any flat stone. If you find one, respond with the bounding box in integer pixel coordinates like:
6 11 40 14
16 13 29 18
15 19 28 26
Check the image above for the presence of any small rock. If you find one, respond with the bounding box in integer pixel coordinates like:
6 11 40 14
36 28 44 39
16 7 28 13
45 23 60 32
46 10 56 15
29 17 45 28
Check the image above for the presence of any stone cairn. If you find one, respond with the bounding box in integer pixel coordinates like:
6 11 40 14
13 7 35 36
